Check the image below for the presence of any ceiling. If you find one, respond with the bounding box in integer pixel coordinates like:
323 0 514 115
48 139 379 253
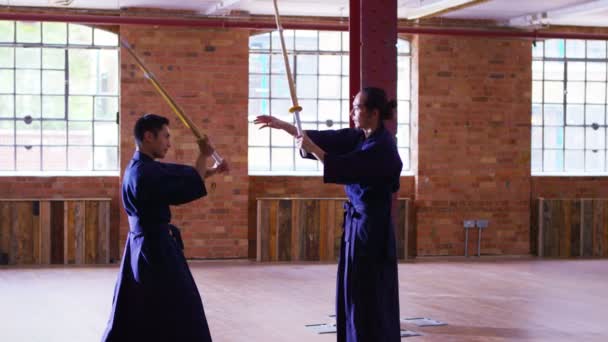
1 0 608 27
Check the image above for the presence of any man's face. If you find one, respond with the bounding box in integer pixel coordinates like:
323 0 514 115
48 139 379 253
350 92 376 129
143 124 171 159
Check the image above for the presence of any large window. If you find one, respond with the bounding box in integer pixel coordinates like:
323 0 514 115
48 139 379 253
532 39 608 175
248 30 411 175
0 21 119 176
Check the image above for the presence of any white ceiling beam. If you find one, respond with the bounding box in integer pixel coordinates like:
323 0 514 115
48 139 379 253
403 0 481 20
205 0 250 15
509 0 608 27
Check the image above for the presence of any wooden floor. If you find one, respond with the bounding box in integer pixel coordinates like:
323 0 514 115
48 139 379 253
1 258 607 341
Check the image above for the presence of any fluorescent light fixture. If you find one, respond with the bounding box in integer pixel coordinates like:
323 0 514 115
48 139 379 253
509 0 608 27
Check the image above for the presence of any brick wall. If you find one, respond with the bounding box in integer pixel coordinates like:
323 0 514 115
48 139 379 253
120 25 250 258
416 36 532 256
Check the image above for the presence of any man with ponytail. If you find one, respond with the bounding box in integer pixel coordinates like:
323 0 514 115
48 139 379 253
255 87 402 341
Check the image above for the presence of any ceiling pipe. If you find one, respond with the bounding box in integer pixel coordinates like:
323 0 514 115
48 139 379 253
1 10 608 40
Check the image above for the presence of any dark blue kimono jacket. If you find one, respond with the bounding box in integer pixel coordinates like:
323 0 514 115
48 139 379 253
304 126 402 342
102 151 212 342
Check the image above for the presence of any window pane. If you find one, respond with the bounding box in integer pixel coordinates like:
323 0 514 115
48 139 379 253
341 32 349 52
249 147 270 171
16 120 41 145
586 150 605 172
544 149 564 172
0 47 14 68
248 121 270 147
397 39 410 54
95 97 118 121
586 82 606 104
319 55 341 75
567 61 585 81
296 54 317 75
249 98 270 116
94 28 118 46
544 104 563 126
94 122 118 145
342 55 349 75
43 70 65 95
0 21 14 43
43 48 65 69
249 74 269 98
544 81 564 103
341 76 349 99
544 127 564 148
587 62 606 81
69 49 97 94
566 81 584 103
16 145 40 171
565 127 584 149
296 75 318 99
270 99 291 118
532 41 544 58
544 61 564 80
94 146 118 170
271 147 294 171
249 53 269 74
270 54 294 74
586 127 605 149
586 105 605 125
396 124 410 147
16 21 41 43
16 70 41 94
68 121 92 145
0 70 13 93
531 104 542 125
295 30 317 50
270 75 290 98
531 149 542 172
271 30 294 52
566 105 584 125
42 146 66 171
0 120 14 144
68 96 93 120
0 95 14 118
566 39 585 58
98 50 119 95
0 147 15 170
587 40 606 59
69 24 92 45
271 128 293 147
67 146 92 170
532 61 543 80
299 100 317 122
532 81 543 103
42 96 65 119
250 33 270 50
545 39 565 58
532 126 543 148
318 76 340 99
16 95 41 119
42 121 66 145
295 153 318 171
319 31 341 51
42 23 67 45
565 150 584 172
318 100 340 123
399 148 410 171
397 102 410 124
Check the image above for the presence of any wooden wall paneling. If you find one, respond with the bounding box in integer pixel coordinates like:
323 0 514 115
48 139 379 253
40 201 51 264
85 201 99 264
268 200 278 262
0 202 10 264
51 201 64 264
582 199 593 257
98 201 111 263
277 200 292 261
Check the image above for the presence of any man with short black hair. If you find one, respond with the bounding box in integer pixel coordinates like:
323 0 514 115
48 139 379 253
102 113 228 342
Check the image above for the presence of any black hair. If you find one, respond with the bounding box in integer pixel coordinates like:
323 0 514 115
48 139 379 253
133 113 169 146
361 87 397 121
